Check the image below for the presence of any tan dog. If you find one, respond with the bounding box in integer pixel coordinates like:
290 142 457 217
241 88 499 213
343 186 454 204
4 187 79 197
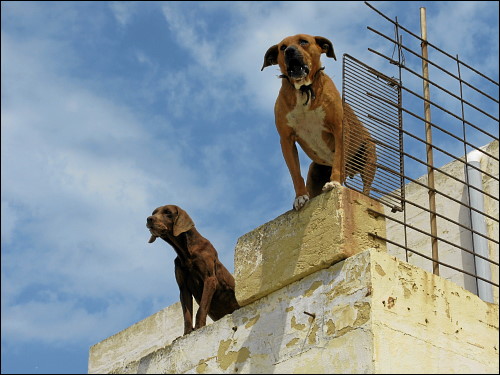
147 205 240 335
262 34 376 210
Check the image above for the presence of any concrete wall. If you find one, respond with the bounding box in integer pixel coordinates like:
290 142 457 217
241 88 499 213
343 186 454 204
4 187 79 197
88 301 209 374
234 186 386 306
88 249 499 374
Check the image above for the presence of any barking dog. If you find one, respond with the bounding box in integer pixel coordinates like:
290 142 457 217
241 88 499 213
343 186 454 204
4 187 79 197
147 204 240 335
262 34 376 210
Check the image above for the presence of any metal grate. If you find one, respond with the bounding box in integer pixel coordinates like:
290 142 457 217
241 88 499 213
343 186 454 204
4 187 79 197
342 54 404 212
341 1 499 303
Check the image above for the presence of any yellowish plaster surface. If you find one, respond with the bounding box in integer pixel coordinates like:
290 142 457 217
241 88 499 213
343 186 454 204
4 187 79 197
89 249 499 374
369 250 499 373
234 186 387 306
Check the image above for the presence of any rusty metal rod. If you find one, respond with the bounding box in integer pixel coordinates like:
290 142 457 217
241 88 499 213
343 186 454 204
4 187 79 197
344 86 399 123
367 48 499 123
375 149 499 224
365 1 499 88
368 209 499 262
366 91 500 166
367 26 499 104
366 112 500 192
420 7 439 276
368 233 499 288
373 167 499 243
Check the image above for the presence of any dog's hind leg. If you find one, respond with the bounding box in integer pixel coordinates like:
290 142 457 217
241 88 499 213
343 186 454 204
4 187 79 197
306 162 332 198
361 141 377 195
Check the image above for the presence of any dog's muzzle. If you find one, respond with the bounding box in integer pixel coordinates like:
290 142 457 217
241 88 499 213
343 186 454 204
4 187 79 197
285 46 309 80
146 216 158 243
146 216 156 231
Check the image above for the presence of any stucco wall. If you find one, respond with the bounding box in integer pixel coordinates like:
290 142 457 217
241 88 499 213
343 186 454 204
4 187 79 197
234 186 386 306
88 249 499 374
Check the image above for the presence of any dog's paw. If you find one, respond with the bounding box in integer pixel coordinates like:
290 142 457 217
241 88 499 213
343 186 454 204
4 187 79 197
322 181 342 192
293 195 310 211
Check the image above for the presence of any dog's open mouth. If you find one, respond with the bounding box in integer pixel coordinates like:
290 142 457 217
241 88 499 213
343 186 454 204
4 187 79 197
286 60 310 80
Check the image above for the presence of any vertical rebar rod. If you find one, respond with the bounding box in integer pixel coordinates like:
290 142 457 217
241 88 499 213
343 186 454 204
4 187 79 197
394 18 408 263
420 7 439 275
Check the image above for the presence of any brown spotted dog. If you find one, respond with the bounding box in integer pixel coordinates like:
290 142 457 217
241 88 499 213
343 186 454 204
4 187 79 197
262 34 376 210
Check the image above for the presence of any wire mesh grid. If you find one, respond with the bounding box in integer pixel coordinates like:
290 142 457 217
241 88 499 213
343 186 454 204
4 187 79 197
342 1 499 302
342 54 404 213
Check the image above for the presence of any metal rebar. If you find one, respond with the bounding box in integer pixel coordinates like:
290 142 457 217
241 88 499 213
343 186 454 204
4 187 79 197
366 92 500 177
367 26 500 104
367 48 499 123
368 210 498 267
348 2 500 300
368 232 499 288
342 53 405 212
420 7 439 275
365 1 499 88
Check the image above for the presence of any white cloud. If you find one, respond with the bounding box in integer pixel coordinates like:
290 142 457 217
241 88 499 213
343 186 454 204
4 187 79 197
2 296 145 345
109 1 138 27
157 1 394 116
429 2 499 71
1 29 228 343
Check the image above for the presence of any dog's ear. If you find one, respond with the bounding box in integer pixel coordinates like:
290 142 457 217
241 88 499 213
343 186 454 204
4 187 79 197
261 44 279 71
315 36 336 61
172 206 195 237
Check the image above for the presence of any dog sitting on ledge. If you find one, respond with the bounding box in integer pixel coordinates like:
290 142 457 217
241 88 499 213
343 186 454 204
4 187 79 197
147 204 240 335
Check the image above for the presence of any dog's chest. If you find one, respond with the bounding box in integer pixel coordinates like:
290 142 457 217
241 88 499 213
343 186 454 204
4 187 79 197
285 99 332 163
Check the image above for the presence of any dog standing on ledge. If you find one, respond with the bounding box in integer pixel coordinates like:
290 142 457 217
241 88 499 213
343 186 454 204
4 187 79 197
262 34 376 210
147 205 240 335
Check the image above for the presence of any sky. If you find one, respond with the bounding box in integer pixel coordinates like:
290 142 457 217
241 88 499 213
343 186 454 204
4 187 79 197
1 1 498 374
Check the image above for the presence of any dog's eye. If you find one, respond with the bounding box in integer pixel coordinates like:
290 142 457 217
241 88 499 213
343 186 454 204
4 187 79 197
280 44 287 51
299 40 309 46
164 210 172 216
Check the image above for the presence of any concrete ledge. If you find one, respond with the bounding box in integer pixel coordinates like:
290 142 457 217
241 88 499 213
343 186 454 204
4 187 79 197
88 301 211 374
89 249 499 374
234 186 387 306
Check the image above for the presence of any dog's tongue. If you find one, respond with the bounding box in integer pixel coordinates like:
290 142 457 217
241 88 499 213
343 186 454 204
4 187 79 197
148 234 157 243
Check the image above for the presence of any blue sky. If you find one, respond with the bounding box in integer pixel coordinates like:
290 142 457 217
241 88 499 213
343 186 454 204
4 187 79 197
1 1 498 374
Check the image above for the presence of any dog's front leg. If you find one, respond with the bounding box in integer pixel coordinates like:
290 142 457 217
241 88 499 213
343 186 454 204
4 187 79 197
175 263 194 335
280 135 309 210
180 287 194 335
195 275 217 329
323 126 344 192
